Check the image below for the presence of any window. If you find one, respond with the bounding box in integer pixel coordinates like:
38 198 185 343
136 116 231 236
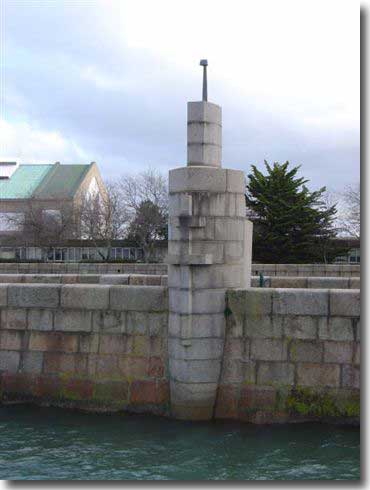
0 212 24 231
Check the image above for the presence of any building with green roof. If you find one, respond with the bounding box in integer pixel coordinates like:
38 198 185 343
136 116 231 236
0 161 106 239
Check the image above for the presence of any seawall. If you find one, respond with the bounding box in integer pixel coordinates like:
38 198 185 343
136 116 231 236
0 263 360 277
0 284 169 414
0 274 360 289
0 284 360 423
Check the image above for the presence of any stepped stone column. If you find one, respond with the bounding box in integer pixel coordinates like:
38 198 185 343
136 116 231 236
167 65 253 420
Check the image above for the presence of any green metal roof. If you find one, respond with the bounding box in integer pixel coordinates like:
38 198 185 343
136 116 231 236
33 163 90 200
0 164 53 199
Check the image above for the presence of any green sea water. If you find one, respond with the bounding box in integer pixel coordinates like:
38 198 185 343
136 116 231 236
0 406 360 480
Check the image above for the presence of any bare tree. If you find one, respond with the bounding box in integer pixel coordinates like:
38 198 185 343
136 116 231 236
3 199 78 260
118 168 168 218
79 182 129 260
338 183 360 239
117 168 168 262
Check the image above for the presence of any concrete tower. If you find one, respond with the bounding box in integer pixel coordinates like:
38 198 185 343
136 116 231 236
167 60 253 420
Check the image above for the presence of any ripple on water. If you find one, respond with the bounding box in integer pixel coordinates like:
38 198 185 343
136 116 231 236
0 406 360 481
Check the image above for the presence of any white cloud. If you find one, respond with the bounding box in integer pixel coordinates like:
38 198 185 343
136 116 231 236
0 119 89 164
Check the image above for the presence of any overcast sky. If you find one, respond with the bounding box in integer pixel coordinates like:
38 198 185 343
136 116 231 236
1 0 359 192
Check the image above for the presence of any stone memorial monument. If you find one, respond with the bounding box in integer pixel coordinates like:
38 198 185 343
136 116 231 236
167 60 253 420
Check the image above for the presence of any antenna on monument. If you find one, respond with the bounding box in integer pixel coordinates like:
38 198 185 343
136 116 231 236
200 59 208 101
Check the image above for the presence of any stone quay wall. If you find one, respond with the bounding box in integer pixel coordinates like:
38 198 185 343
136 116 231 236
0 284 360 424
252 264 360 277
0 274 359 290
251 276 360 289
0 284 169 413
216 288 360 423
0 263 359 277
0 274 168 286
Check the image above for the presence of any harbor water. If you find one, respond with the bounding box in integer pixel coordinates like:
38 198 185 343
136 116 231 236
0 406 360 480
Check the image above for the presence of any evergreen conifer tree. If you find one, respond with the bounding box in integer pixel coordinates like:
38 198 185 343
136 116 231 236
245 161 342 263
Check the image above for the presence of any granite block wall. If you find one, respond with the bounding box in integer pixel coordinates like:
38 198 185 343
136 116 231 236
215 288 360 424
0 263 359 277
0 274 359 290
0 284 169 413
0 284 360 424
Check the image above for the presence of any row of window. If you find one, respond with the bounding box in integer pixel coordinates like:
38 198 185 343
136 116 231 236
334 248 360 264
12 247 144 262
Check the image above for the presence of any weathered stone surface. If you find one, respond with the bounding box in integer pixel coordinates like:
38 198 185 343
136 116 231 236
78 275 101 284
99 275 129 285
28 309 53 331
307 277 349 289
215 384 240 419
245 316 282 339
289 340 323 362
283 315 317 339
126 312 148 335
297 363 340 387
270 277 308 288
24 274 61 284
8 284 60 308
169 358 221 383
148 312 168 337
240 385 276 409
188 140 221 167
330 290 360 317
257 362 295 385
190 264 244 289
224 337 246 359
99 335 127 355
21 351 44 374
169 313 224 338
110 286 168 312
319 317 354 341
168 338 223 360
79 333 100 354
226 169 245 193
354 342 360 365
170 380 217 406
63 378 94 400
90 354 119 378
130 380 169 405
245 289 273 317
349 277 361 289
221 359 255 384
92 310 126 334
324 341 353 363
273 289 328 316
188 101 222 124
43 352 87 375
117 356 148 379
169 166 227 193
1 309 27 330
54 310 92 332
224 241 244 263
28 332 78 353
0 330 23 351
148 357 165 378
169 288 226 315
0 284 7 306
93 381 128 401
0 350 20 373
214 218 244 241
61 285 110 310
342 365 360 389
250 339 288 361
